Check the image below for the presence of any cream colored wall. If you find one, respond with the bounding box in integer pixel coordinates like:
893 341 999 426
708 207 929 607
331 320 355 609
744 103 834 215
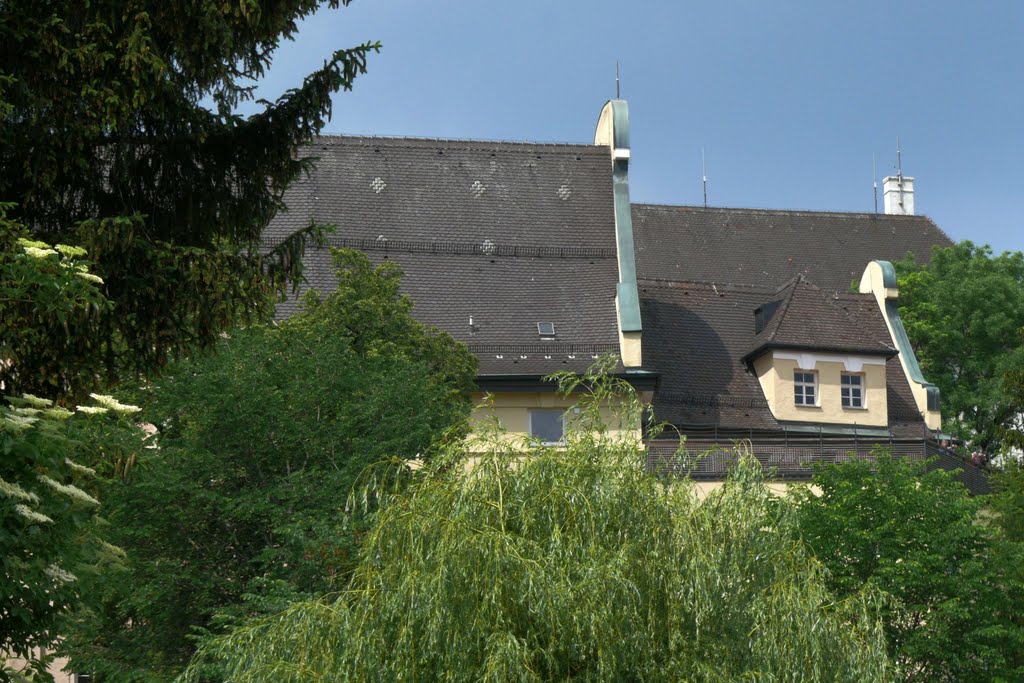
469 391 641 447
754 353 888 427
753 354 777 406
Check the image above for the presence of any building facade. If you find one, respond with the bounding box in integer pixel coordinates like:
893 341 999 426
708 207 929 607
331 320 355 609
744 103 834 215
266 100 987 492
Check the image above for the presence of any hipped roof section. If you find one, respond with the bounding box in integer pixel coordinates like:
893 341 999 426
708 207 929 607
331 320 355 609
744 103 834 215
743 276 898 361
264 135 623 376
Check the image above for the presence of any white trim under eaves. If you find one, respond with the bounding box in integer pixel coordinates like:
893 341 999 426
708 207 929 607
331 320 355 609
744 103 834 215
773 351 887 373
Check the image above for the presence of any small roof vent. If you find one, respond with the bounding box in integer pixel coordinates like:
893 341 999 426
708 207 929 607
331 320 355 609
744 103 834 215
537 322 556 338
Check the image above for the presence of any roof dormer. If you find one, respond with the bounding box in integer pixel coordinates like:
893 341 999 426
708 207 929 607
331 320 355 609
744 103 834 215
743 277 897 428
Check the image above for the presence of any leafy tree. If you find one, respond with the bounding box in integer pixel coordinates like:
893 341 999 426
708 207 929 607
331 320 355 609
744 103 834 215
991 459 1024 543
1001 327 1024 453
60 250 477 681
1 393 141 682
1 210 110 400
793 454 1024 682
0 0 379 396
184 376 893 682
895 243 1024 454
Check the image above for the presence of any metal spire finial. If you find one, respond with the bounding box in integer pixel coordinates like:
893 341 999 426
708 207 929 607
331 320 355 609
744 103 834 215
873 153 878 214
615 61 620 99
702 147 708 208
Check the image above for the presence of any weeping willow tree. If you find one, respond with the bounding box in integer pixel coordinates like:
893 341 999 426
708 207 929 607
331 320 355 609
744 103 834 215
182 368 893 682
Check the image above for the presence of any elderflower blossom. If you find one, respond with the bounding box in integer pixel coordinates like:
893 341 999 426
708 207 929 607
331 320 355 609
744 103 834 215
89 393 140 414
12 406 42 417
76 405 110 415
15 504 53 525
55 244 87 258
75 272 104 284
65 458 96 477
19 394 52 409
0 477 39 503
37 474 99 506
43 407 74 420
2 413 38 431
44 564 77 584
23 246 58 258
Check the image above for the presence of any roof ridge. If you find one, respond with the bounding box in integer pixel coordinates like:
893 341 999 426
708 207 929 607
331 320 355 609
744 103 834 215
637 277 779 293
310 134 603 151
632 202 939 222
761 276 802 345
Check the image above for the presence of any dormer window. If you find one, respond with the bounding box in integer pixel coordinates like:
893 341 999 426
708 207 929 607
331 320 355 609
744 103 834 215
841 373 864 408
794 371 817 406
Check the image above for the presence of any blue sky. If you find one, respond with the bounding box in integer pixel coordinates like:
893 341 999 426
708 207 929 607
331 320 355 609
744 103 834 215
246 0 1023 254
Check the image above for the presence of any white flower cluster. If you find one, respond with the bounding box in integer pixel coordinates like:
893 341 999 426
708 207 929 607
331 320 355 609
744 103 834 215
16 238 103 283
37 474 100 506
75 272 104 284
2 412 38 432
88 393 141 414
19 394 52 408
76 405 110 415
15 503 54 525
44 564 78 584
0 476 40 503
65 458 97 477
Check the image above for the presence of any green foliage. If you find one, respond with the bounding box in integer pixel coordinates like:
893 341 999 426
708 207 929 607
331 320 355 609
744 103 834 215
793 454 1024 682
60 250 477 681
1 392 140 679
991 460 1024 543
894 243 1024 453
0 208 111 400
1001 327 1024 453
185 377 893 682
0 0 379 391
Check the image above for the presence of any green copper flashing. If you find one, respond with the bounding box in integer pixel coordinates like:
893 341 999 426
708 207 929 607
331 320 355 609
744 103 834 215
872 260 941 411
598 100 642 333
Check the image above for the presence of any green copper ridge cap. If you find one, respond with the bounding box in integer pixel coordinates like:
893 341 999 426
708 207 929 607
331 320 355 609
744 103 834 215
602 100 642 333
872 260 941 412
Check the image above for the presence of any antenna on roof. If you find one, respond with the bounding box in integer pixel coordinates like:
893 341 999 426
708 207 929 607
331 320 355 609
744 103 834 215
702 147 708 208
615 61 620 99
896 136 903 180
896 136 905 210
872 153 878 214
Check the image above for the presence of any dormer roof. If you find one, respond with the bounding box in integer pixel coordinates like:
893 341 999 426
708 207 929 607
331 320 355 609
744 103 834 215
742 276 898 362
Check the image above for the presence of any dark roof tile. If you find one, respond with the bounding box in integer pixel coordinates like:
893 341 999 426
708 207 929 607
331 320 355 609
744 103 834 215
632 204 954 292
267 136 622 377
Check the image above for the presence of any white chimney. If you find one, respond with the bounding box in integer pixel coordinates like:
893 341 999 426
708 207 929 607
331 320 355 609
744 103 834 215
882 175 915 215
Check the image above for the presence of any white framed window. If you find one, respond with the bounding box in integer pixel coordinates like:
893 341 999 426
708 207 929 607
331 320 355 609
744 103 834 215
529 409 566 444
841 373 864 408
794 371 817 406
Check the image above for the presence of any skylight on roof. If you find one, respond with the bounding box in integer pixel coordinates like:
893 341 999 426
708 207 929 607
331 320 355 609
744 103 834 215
537 322 556 338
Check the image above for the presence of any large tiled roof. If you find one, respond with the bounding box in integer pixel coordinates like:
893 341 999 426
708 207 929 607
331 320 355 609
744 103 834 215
639 278 925 435
632 204 954 292
265 135 622 376
745 277 897 359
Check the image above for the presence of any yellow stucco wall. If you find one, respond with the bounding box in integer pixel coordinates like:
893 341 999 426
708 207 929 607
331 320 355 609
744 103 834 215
753 352 888 427
469 391 641 447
